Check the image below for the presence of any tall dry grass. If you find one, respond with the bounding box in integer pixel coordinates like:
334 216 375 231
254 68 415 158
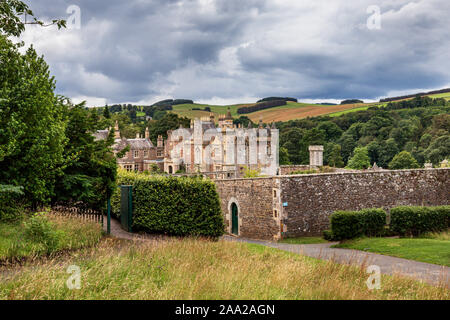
0 238 448 300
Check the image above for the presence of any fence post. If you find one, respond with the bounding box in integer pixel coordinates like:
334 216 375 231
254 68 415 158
107 197 111 235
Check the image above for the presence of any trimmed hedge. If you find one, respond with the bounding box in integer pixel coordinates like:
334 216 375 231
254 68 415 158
329 208 386 240
390 206 449 237
111 171 224 238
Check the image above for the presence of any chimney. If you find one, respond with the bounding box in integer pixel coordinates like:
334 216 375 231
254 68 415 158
309 145 324 167
157 135 164 148
114 121 120 139
145 127 149 139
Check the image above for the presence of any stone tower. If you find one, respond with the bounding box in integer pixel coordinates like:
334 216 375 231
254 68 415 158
309 145 324 167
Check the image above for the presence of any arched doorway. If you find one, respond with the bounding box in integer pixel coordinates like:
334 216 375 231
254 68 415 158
168 166 173 174
231 203 238 235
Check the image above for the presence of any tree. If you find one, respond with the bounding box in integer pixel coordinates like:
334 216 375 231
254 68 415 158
279 147 291 165
347 147 371 170
0 36 66 205
388 151 420 170
54 104 118 209
0 0 66 37
327 144 344 168
103 105 111 119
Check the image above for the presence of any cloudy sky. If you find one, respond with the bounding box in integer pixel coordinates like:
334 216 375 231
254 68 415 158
19 0 450 106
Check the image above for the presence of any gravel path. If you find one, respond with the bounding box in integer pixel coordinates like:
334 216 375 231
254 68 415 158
105 218 449 287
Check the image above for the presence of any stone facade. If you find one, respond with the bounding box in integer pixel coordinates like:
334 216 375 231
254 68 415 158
214 168 450 240
95 121 165 172
164 110 278 177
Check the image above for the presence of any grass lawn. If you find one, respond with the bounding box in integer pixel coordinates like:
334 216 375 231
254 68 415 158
280 237 329 245
0 238 447 300
333 237 450 267
0 215 102 262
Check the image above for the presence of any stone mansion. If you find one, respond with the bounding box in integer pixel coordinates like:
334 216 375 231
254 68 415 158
95 110 279 177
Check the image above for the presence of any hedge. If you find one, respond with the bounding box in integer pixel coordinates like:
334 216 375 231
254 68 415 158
329 208 386 240
390 206 449 237
111 170 224 238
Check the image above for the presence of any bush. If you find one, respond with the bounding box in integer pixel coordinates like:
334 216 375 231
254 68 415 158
23 212 64 254
323 230 335 241
390 206 449 237
329 208 386 240
0 185 24 222
388 151 420 169
111 170 224 238
359 208 386 237
330 211 363 240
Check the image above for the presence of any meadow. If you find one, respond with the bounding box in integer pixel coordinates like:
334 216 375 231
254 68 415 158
0 238 448 300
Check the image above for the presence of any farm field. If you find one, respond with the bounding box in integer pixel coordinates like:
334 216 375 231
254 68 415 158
170 101 379 123
0 238 447 300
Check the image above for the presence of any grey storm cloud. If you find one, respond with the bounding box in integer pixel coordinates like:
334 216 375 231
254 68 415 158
21 0 450 105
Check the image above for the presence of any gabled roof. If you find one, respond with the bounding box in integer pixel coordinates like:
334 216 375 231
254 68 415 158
114 138 154 151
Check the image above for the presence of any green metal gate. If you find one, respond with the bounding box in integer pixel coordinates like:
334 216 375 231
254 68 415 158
120 185 133 232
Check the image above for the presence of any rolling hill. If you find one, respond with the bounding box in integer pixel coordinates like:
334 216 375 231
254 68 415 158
169 101 380 123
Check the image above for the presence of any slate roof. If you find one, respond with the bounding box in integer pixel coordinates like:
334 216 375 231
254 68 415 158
114 138 154 151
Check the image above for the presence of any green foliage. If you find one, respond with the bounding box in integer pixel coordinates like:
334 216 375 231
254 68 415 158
0 35 66 205
278 97 449 167
390 206 449 237
0 0 66 37
0 184 24 222
279 147 291 165
54 104 118 209
330 211 363 240
112 171 224 238
148 113 190 144
388 151 420 169
347 147 371 170
329 208 386 240
23 212 64 254
243 167 261 178
326 143 344 168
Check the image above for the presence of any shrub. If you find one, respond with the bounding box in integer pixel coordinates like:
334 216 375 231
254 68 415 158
0 185 24 222
330 211 363 240
388 151 420 169
111 170 224 238
322 230 335 241
23 212 64 254
329 208 386 240
359 208 386 237
390 206 449 237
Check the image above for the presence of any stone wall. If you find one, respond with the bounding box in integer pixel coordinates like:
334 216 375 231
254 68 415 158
214 168 450 240
279 165 311 175
214 177 280 240
280 168 450 237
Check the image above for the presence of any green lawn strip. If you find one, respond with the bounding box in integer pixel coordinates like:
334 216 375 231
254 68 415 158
333 237 450 267
279 237 329 245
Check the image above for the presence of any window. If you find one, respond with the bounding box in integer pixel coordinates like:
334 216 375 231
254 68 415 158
273 209 278 219
135 164 140 172
157 150 163 157
273 189 277 199
144 150 148 158
134 150 139 158
124 165 133 172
